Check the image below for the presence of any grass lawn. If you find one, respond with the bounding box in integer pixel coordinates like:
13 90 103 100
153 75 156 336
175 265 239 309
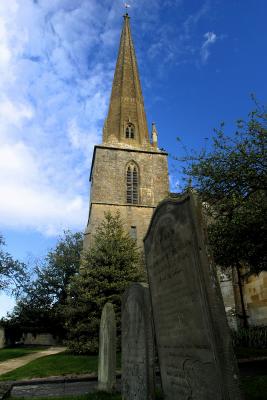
241 375 267 400
0 352 122 382
0 352 100 381
0 347 47 363
2 350 266 400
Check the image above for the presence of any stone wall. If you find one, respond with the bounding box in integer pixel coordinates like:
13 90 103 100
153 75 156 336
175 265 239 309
244 272 267 326
90 146 169 207
86 203 154 250
219 269 267 328
84 145 169 250
22 333 60 346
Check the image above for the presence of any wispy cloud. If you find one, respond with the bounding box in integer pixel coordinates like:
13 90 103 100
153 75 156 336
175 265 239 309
0 0 221 237
200 31 217 64
0 0 119 236
145 1 212 68
182 1 210 39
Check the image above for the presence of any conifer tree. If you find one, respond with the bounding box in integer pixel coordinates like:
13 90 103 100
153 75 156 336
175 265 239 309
64 211 143 354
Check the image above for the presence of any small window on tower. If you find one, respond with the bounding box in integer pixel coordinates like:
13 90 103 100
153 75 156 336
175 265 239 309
125 123 135 139
130 226 137 241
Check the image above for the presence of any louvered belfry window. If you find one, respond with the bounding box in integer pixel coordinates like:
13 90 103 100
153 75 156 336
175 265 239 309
127 163 139 204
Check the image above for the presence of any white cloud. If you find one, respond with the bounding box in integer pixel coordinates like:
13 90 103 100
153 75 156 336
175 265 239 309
169 174 181 192
0 97 34 128
0 293 16 318
0 0 219 239
201 31 217 64
0 139 87 235
0 0 118 236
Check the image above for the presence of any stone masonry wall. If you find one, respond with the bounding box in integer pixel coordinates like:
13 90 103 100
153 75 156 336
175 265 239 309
84 145 169 250
85 203 155 250
244 272 267 326
90 146 169 206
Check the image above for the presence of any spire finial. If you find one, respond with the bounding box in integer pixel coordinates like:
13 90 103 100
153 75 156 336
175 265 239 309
124 2 131 16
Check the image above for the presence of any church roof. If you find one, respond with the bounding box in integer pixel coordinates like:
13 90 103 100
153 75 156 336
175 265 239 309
103 14 150 148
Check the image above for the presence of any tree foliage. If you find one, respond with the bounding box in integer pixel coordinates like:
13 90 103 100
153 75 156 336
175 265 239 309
178 101 267 274
0 234 27 296
1 231 83 338
64 212 143 354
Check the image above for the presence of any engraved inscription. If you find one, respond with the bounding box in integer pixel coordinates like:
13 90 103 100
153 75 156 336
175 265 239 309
145 198 222 400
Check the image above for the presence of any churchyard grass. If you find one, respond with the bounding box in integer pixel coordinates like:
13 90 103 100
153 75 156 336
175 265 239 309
241 375 267 400
0 347 47 363
0 353 99 381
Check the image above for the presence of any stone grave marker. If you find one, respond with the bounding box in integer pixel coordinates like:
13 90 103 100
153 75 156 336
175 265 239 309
144 193 243 400
121 282 155 400
98 302 116 392
0 328 5 349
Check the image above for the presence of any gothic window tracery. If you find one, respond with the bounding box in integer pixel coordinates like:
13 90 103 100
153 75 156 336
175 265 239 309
125 123 135 139
126 162 139 204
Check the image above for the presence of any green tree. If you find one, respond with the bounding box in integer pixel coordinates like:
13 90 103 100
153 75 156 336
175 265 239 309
64 212 143 354
178 101 267 326
2 231 83 339
0 234 27 296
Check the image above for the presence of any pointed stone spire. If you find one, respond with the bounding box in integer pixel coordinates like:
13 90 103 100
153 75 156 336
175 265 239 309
103 14 150 148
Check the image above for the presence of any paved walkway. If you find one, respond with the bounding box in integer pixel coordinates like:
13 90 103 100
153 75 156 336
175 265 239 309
11 380 99 398
0 347 66 376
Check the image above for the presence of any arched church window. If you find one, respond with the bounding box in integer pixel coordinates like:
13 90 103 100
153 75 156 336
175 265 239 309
125 123 135 139
126 163 139 204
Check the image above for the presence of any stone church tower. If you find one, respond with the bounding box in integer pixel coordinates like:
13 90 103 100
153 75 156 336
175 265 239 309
84 14 169 250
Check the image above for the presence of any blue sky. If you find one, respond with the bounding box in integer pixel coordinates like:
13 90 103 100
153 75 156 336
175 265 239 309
0 0 266 316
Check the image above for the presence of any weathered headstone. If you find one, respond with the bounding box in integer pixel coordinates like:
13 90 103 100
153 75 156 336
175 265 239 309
98 302 116 392
144 193 243 400
122 282 155 400
0 328 5 349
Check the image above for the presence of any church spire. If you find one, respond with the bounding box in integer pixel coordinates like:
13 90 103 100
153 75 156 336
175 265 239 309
103 14 150 148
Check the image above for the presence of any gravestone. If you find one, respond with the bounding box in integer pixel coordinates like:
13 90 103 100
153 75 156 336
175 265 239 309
144 193 243 400
0 328 5 349
98 302 116 392
121 282 155 400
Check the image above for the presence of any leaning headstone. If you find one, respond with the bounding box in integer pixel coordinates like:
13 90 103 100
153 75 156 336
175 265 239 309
122 282 155 400
98 302 116 392
144 193 243 400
